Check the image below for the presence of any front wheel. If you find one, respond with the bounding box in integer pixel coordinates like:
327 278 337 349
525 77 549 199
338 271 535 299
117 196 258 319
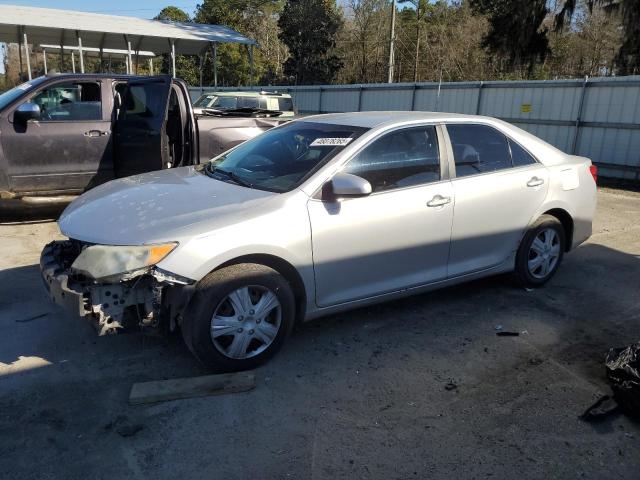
181 263 296 372
514 214 565 287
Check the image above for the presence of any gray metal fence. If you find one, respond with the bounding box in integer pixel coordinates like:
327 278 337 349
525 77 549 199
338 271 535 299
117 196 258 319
190 76 640 180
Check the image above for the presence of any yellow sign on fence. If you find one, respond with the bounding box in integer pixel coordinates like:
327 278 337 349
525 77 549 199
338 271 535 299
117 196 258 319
521 103 532 113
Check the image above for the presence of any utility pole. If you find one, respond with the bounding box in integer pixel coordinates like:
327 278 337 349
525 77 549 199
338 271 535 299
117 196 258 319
387 0 396 83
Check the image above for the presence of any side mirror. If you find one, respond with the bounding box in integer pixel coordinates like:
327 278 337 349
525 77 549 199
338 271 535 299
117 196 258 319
14 102 41 124
327 172 372 198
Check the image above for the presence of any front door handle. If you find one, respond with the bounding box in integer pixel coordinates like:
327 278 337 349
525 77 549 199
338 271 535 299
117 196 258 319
527 176 545 187
427 195 451 208
84 130 109 137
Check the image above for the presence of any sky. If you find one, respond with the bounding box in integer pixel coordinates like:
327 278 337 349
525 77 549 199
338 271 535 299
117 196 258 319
0 0 198 18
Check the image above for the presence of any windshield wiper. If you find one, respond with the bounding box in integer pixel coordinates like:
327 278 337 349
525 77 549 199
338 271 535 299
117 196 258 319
207 165 254 188
213 107 283 118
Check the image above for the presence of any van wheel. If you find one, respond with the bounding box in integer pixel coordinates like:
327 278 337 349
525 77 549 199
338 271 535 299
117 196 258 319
515 214 565 287
181 263 295 372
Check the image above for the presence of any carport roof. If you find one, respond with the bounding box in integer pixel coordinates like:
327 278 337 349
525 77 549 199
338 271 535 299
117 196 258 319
0 4 256 55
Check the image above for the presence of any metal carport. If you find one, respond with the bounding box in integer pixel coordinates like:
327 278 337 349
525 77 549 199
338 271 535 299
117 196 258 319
0 4 257 85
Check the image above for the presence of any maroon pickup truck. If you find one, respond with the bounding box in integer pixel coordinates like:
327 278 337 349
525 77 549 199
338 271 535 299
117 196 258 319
0 73 291 210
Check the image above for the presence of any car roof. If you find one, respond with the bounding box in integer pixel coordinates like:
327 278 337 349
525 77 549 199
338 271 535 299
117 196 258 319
298 111 569 165
201 91 291 98
300 111 491 129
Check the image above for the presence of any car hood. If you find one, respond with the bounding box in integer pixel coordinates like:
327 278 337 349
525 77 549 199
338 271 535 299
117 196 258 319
58 166 278 245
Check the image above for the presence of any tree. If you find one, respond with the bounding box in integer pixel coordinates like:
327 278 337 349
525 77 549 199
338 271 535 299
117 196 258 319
470 0 550 75
278 0 344 84
195 0 286 85
154 6 199 84
556 0 640 74
399 0 432 82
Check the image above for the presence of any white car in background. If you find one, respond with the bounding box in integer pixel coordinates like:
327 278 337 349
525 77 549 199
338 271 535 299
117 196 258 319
193 90 295 116
41 112 597 372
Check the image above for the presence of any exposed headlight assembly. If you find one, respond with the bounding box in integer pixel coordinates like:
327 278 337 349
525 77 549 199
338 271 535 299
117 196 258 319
71 243 177 281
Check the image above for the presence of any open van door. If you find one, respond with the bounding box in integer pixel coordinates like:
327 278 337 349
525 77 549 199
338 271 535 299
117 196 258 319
114 76 172 178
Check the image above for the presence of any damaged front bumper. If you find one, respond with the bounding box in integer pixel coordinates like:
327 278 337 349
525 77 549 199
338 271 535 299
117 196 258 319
40 240 194 335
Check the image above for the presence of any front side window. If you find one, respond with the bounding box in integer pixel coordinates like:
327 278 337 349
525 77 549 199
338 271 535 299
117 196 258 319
204 121 368 193
343 126 440 193
447 124 512 177
31 81 102 121
123 82 167 119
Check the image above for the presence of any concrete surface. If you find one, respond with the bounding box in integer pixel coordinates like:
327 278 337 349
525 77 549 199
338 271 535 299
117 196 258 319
1 188 639 479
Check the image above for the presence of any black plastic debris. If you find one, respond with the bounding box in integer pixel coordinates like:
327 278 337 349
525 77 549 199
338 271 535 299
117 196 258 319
496 331 519 337
606 342 640 418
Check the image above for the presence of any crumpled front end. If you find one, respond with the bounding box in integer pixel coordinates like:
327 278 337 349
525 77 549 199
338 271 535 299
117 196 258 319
40 240 194 335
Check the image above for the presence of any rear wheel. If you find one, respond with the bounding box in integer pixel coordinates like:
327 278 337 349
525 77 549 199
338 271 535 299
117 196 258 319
515 214 565 287
181 263 295 372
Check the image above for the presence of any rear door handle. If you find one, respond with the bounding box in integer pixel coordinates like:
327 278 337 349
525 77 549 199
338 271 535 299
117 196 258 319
427 195 451 207
84 130 108 137
527 176 544 187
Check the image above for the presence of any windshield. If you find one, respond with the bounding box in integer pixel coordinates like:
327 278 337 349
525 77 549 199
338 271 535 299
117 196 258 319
204 121 368 193
195 95 276 111
0 77 47 111
194 94 218 108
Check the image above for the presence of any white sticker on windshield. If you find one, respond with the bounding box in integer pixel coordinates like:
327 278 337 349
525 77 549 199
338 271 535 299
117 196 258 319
310 137 353 147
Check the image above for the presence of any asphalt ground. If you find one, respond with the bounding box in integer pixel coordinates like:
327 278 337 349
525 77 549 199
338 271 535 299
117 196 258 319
1 187 639 479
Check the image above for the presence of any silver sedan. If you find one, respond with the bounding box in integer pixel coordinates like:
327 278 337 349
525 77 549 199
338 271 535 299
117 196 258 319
42 112 597 371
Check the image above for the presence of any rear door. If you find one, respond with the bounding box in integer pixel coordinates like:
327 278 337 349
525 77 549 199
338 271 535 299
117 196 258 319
0 79 113 194
444 123 550 277
114 76 171 178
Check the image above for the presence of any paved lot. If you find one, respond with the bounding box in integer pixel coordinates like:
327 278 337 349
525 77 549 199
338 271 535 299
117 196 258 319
1 188 639 479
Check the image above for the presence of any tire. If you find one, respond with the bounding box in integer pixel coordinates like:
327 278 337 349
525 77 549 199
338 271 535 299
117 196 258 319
514 214 566 288
181 263 295 372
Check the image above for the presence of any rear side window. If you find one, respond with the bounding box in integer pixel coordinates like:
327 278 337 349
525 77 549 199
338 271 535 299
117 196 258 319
447 124 512 177
344 126 440 192
237 97 268 109
277 97 294 112
30 81 102 121
509 139 537 166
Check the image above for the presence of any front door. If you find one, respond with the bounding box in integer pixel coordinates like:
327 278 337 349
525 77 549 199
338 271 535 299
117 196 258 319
307 125 454 308
0 79 112 194
445 123 550 277
114 76 172 178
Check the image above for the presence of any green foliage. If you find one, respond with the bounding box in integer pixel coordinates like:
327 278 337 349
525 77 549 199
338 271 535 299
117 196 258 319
470 0 549 74
145 0 635 85
278 0 344 84
556 0 640 74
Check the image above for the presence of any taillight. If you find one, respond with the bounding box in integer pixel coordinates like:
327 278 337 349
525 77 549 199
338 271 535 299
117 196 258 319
589 165 598 184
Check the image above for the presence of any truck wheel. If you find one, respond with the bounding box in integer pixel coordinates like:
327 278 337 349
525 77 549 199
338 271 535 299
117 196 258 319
181 263 295 372
514 214 565 287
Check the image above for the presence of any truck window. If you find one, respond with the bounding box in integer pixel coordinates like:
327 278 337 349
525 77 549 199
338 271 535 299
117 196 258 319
124 83 167 118
31 82 102 121
277 97 293 112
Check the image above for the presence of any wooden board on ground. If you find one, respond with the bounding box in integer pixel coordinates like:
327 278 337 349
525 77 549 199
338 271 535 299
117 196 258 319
129 372 255 405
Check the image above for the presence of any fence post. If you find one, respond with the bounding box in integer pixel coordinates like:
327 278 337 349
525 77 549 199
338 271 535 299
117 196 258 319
572 76 589 154
411 83 417 111
357 85 363 112
475 81 484 115
318 87 323 113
